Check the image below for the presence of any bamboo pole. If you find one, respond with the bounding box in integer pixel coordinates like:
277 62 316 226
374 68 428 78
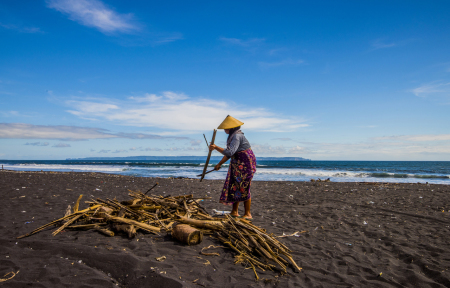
102 213 161 233
200 129 217 182
52 213 85 236
176 216 223 230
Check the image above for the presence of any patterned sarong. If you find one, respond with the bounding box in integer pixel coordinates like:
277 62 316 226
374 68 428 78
219 149 257 205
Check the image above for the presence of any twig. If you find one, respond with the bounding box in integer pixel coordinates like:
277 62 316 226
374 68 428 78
144 183 159 195
0 270 19 282
201 245 226 256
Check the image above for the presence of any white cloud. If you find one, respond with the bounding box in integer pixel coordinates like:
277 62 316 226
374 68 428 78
0 123 180 140
65 91 309 133
66 101 119 115
98 149 110 153
112 149 127 153
288 146 305 153
128 93 162 103
53 143 71 148
410 82 450 97
46 0 138 34
25 142 50 146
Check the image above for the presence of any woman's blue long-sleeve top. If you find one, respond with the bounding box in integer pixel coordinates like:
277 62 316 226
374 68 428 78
223 133 251 158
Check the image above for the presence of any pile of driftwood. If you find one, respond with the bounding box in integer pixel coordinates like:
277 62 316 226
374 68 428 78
213 214 301 279
17 189 300 280
17 190 214 239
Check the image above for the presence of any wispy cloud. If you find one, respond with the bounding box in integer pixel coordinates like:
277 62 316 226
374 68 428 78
0 23 43 33
190 140 202 146
219 37 265 47
252 144 307 155
272 138 293 141
112 149 127 153
0 123 184 141
164 147 203 152
53 143 71 148
0 111 20 117
370 39 397 50
46 0 139 34
24 142 50 146
410 81 450 97
154 33 184 44
374 134 450 142
258 59 304 68
64 92 309 133
144 147 162 151
369 38 415 52
98 149 110 153
297 133 450 160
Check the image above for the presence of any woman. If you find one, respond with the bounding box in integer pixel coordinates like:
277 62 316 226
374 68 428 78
209 115 256 220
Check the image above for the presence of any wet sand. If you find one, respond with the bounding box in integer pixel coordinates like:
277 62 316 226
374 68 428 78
1 170 450 287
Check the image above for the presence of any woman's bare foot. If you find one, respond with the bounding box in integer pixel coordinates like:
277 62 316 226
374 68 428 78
242 214 252 219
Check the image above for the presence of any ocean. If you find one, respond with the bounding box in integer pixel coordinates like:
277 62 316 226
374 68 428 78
1 159 449 184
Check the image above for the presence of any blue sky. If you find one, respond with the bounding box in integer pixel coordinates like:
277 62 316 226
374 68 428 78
1 0 449 160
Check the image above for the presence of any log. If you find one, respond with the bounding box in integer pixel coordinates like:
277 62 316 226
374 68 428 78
171 223 203 245
176 216 222 230
200 129 217 182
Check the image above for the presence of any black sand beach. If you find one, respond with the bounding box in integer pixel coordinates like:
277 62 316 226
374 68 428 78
1 170 450 287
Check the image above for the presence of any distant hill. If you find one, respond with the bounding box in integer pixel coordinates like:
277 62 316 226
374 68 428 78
66 156 311 161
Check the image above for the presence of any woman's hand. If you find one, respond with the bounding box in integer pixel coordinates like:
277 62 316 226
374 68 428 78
209 144 217 151
214 163 222 170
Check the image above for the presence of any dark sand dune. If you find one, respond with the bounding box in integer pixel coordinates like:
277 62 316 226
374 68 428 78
1 170 450 287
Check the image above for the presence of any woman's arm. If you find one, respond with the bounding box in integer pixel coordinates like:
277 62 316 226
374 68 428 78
209 135 241 158
209 144 225 155
214 155 229 170
208 144 229 170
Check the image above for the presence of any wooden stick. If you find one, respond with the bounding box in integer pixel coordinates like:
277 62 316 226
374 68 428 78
144 183 158 195
196 169 215 177
67 223 107 229
17 204 101 239
102 214 161 233
94 225 114 237
203 134 209 147
52 213 85 236
73 194 83 213
200 129 216 182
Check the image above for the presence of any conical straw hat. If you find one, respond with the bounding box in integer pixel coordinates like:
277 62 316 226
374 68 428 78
217 115 244 129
